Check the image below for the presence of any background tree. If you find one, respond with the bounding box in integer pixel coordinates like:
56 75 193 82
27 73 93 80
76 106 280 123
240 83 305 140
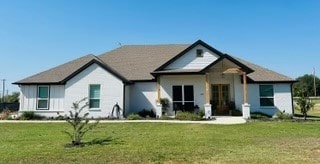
293 74 320 97
1 92 20 103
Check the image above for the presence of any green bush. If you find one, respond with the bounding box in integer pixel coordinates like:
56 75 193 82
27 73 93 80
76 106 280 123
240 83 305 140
276 111 292 120
175 112 203 121
127 114 142 120
138 109 156 118
20 111 45 120
196 108 205 118
231 109 242 116
250 112 271 120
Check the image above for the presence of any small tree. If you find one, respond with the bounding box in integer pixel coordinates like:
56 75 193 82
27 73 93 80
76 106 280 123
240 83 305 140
64 98 99 146
296 90 314 120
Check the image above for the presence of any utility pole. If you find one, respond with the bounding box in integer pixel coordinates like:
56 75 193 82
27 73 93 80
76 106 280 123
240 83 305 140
1 79 5 110
314 68 317 97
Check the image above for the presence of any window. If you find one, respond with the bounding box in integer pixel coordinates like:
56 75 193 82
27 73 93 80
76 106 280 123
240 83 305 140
172 85 194 112
37 86 49 110
196 49 203 57
259 85 274 107
89 84 100 109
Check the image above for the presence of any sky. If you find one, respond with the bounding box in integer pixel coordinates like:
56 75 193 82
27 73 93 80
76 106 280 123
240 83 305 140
0 0 320 93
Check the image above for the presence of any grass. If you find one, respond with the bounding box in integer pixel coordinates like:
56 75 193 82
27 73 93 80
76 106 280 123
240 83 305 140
0 122 320 163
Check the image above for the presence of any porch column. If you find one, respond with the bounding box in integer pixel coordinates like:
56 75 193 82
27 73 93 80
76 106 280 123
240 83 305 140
205 73 210 104
243 72 248 104
157 76 161 103
156 76 162 118
242 72 250 119
204 73 212 119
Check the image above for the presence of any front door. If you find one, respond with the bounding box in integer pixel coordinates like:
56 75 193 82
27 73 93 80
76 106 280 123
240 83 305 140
211 84 230 115
172 85 194 113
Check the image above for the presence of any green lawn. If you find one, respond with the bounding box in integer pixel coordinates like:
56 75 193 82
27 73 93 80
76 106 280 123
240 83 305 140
0 122 320 163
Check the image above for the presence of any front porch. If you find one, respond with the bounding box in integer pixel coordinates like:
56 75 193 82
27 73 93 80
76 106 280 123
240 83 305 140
154 58 251 119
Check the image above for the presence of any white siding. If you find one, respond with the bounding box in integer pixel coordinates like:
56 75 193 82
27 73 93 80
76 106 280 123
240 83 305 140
165 44 219 70
160 75 205 115
64 63 124 118
49 85 65 112
19 85 65 117
234 81 293 116
127 82 157 114
20 85 37 111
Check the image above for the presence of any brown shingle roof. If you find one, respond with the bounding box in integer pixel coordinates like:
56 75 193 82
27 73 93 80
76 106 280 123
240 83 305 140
98 44 189 81
14 42 295 84
14 55 97 84
234 57 295 82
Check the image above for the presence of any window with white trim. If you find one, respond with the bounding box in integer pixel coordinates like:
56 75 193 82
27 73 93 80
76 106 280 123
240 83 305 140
37 86 49 110
259 85 274 107
89 84 100 109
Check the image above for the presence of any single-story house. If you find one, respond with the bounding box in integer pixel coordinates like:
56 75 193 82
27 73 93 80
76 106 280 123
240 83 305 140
14 40 295 118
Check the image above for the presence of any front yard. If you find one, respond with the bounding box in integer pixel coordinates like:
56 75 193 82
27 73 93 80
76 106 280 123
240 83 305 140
0 122 320 163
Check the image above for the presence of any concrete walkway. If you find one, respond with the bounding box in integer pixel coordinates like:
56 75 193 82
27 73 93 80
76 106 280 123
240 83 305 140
0 116 246 125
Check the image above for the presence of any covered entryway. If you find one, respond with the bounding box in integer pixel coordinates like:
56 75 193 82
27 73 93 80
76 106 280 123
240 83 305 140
211 84 230 115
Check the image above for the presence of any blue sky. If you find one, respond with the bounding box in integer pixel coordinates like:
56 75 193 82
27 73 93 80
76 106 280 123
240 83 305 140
0 0 320 93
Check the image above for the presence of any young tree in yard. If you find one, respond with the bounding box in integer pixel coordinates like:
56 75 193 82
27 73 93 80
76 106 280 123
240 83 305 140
64 98 99 146
296 90 314 120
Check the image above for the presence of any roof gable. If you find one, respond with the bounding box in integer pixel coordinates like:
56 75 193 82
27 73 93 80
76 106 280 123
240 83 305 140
14 55 129 85
154 40 224 72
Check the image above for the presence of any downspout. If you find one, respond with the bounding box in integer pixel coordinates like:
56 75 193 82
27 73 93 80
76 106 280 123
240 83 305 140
290 83 294 115
123 83 126 118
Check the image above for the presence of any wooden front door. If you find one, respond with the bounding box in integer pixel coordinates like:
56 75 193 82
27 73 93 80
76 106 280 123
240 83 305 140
211 84 230 115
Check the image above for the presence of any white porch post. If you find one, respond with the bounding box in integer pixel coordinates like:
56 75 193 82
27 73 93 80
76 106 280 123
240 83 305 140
242 72 250 119
156 76 162 118
204 73 212 119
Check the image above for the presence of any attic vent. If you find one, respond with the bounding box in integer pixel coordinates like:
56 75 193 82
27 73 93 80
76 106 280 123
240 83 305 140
196 49 203 57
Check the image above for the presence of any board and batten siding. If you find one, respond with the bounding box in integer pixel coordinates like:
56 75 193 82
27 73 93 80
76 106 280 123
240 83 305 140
160 75 206 115
126 82 157 115
19 85 65 117
165 44 219 70
64 63 124 118
234 79 293 116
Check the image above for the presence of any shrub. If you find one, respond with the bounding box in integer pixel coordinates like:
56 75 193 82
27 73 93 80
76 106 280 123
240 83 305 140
276 111 292 120
175 112 203 121
195 108 205 118
20 111 45 120
0 109 11 120
64 98 100 146
127 114 142 120
138 109 156 118
250 112 271 120
231 109 242 116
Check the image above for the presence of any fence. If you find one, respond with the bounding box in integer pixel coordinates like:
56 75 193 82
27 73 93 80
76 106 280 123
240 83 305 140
0 103 19 112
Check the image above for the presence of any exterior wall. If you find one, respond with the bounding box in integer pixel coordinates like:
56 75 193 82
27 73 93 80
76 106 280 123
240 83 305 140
234 81 293 116
165 44 219 70
160 75 206 115
64 63 124 118
126 82 157 115
19 85 65 117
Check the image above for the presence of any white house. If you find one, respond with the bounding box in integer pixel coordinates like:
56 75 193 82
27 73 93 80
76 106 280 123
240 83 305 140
14 40 295 118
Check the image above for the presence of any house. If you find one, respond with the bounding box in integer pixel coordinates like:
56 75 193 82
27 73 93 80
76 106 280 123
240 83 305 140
13 40 295 119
